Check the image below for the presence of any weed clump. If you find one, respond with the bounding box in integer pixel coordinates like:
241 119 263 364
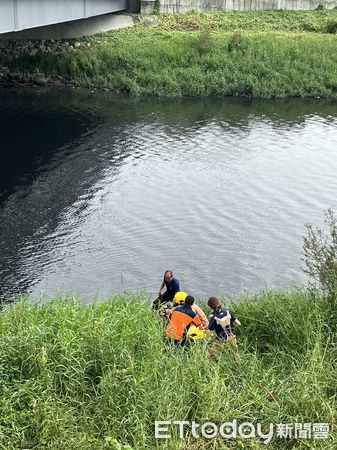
0 290 336 448
5 11 337 99
325 18 337 34
191 29 215 55
303 208 337 294
227 31 246 53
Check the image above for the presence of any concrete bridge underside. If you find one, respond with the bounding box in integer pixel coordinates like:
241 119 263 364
0 0 129 34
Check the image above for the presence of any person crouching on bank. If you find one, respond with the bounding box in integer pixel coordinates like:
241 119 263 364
165 295 201 347
154 270 180 308
208 296 241 356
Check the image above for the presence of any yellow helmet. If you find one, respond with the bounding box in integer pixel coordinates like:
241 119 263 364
187 326 207 341
173 291 188 306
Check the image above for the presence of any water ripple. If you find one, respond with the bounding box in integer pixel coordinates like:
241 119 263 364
1 90 337 300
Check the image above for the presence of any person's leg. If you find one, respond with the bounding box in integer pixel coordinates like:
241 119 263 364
227 334 238 351
209 336 240 362
161 291 173 303
209 340 224 359
174 334 190 352
152 296 162 310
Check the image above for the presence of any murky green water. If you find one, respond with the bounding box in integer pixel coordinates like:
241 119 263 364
1 87 337 301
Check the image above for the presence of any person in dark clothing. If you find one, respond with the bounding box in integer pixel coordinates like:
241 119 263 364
153 270 180 310
208 296 241 357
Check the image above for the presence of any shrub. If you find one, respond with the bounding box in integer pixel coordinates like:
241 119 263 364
190 29 215 55
303 208 337 294
325 18 337 34
153 0 160 15
227 31 246 53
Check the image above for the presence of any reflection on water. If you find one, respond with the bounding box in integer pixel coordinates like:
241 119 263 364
1 87 337 302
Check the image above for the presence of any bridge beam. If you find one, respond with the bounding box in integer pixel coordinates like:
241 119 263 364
0 13 135 40
0 0 131 34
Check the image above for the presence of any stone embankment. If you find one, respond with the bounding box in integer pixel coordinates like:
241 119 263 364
0 16 157 86
0 71 67 86
0 38 93 86
0 38 92 57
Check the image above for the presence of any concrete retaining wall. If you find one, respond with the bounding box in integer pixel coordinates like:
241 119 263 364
142 0 337 13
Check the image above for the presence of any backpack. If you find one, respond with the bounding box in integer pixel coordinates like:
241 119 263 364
214 310 231 333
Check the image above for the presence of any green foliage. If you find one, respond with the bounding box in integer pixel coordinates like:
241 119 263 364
5 12 337 99
154 10 337 33
153 0 161 15
325 18 337 34
190 29 215 55
303 209 337 294
227 31 246 53
0 291 336 448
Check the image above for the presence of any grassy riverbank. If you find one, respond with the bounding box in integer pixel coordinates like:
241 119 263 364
5 10 337 98
0 290 336 449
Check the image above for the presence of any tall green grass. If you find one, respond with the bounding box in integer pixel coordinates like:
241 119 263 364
8 24 337 98
0 290 336 449
155 10 337 33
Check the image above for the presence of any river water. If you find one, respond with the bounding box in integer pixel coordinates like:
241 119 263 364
1 87 337 302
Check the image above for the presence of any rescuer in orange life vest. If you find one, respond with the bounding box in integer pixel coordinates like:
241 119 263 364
165 295 202 347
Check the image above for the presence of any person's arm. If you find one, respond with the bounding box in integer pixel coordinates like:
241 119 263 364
230 311 241 327
192 304 209 329
158 281 165 296
192 312 202 328
171 278 180 294
208 316 217 338
208 314 216 331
